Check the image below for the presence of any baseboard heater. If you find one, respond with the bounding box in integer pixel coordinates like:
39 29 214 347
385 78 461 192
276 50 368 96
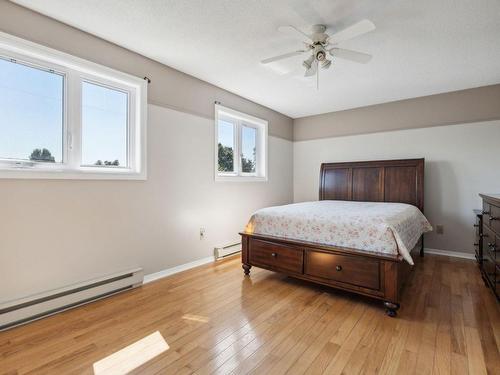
0 268 143 331
214 242 241 260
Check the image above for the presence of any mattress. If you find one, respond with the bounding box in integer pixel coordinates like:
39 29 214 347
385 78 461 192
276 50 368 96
245 200 433 265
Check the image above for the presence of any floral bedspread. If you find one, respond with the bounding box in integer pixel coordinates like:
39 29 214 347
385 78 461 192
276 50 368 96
245 200 433 265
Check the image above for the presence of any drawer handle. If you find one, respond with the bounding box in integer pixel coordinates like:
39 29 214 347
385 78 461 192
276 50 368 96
335 265 342 272
483 211 491 215
490 216 499 221
271 252 277 258
488 243 497 252
473 224 479 228
474 243 479 246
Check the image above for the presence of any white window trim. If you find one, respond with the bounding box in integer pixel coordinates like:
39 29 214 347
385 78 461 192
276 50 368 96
214 104 268 182
0 31 147 180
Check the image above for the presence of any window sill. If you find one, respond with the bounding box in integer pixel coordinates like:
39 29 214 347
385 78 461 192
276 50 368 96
215 175 268 182
0 168 147 180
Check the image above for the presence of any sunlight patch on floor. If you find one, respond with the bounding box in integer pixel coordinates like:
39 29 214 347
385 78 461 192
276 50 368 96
182 313 210 323
93 331 169 375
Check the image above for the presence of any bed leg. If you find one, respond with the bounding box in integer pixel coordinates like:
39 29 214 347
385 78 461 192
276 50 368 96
420 235 425 257
242 264 252 276
384 301 400 317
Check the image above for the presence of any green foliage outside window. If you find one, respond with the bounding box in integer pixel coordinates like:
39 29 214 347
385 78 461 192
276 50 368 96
218 143 255 173
29 148 55 162
218 143 234 172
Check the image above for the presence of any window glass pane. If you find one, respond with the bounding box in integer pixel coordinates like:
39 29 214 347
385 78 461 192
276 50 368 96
217 119 234 173
241 125 256 173
0 58 64 163
81 81 128 167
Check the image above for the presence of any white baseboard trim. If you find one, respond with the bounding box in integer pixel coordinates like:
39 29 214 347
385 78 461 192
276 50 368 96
143 256 215 284
424 248 475 260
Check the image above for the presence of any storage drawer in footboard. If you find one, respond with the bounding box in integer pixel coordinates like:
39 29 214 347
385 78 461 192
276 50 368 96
249 239 303 274
304 250 381 291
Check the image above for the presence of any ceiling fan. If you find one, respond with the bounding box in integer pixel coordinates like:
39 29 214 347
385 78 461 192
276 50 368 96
261 19 375 88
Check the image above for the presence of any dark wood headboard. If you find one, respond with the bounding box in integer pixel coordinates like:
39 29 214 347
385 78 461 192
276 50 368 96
319 158 424 212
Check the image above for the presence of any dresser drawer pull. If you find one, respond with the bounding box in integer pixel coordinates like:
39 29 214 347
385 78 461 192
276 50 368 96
474 243 479 246
489 216 499 221
488 243 497 252
271 252 277 258
482 210 491 215
335 265 342 271
473 224 479 228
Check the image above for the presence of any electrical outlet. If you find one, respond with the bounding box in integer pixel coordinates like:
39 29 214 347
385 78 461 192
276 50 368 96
199 228 205 240
436 225 444 235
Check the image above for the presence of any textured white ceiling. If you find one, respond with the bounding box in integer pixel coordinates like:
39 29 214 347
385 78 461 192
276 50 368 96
11 0 500 118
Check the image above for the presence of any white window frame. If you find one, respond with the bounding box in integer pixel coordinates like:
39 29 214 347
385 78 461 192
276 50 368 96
214 104 268 182
0 32 147 180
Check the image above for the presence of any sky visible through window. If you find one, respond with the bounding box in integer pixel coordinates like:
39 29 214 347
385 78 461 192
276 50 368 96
0 58 128 166
0 58 63 162
81 81 128 167
241 124 256 170
218 119 234 149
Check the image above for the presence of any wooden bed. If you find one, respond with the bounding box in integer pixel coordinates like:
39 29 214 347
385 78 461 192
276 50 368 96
240 158 425 317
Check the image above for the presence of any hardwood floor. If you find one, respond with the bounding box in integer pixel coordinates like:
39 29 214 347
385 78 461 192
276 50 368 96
1 254 499 374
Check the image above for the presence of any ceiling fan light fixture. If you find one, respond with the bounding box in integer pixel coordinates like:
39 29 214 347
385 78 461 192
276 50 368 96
315 50 326 61
321 59 331 69
302 55 314 70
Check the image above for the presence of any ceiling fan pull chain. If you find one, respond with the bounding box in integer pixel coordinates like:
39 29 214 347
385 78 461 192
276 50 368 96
317 65 319 90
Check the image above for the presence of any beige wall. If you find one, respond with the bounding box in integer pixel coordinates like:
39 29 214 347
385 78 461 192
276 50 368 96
294 84 500 141
0 104 293 302
294 120 500 255
0 1 293 140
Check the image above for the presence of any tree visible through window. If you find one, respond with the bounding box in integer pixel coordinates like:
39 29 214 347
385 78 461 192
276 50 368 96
29 148 55 162
217 119 234 173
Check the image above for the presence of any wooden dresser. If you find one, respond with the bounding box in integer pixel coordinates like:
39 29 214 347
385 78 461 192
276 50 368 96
478 194 500 300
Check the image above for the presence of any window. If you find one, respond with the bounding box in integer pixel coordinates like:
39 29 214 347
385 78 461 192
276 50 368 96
81 81 128 168
0 59 64 164
0 32 147 179
215 104 267 181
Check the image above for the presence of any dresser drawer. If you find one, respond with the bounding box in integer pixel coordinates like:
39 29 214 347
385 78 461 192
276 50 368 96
474 213 483 265
483 201 500 232
249 239 303 274
304 250 381 290
482 253 496 286
489 204 500 234
482 224 498 260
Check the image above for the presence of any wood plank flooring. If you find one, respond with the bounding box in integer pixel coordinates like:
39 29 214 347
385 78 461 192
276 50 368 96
1 254 499 374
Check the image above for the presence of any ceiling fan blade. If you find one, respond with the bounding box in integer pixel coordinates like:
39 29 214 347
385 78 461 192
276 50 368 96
328 19 375 44
329 48 372 63
261 50 307 64
304 60 318 77
278 25 312 42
